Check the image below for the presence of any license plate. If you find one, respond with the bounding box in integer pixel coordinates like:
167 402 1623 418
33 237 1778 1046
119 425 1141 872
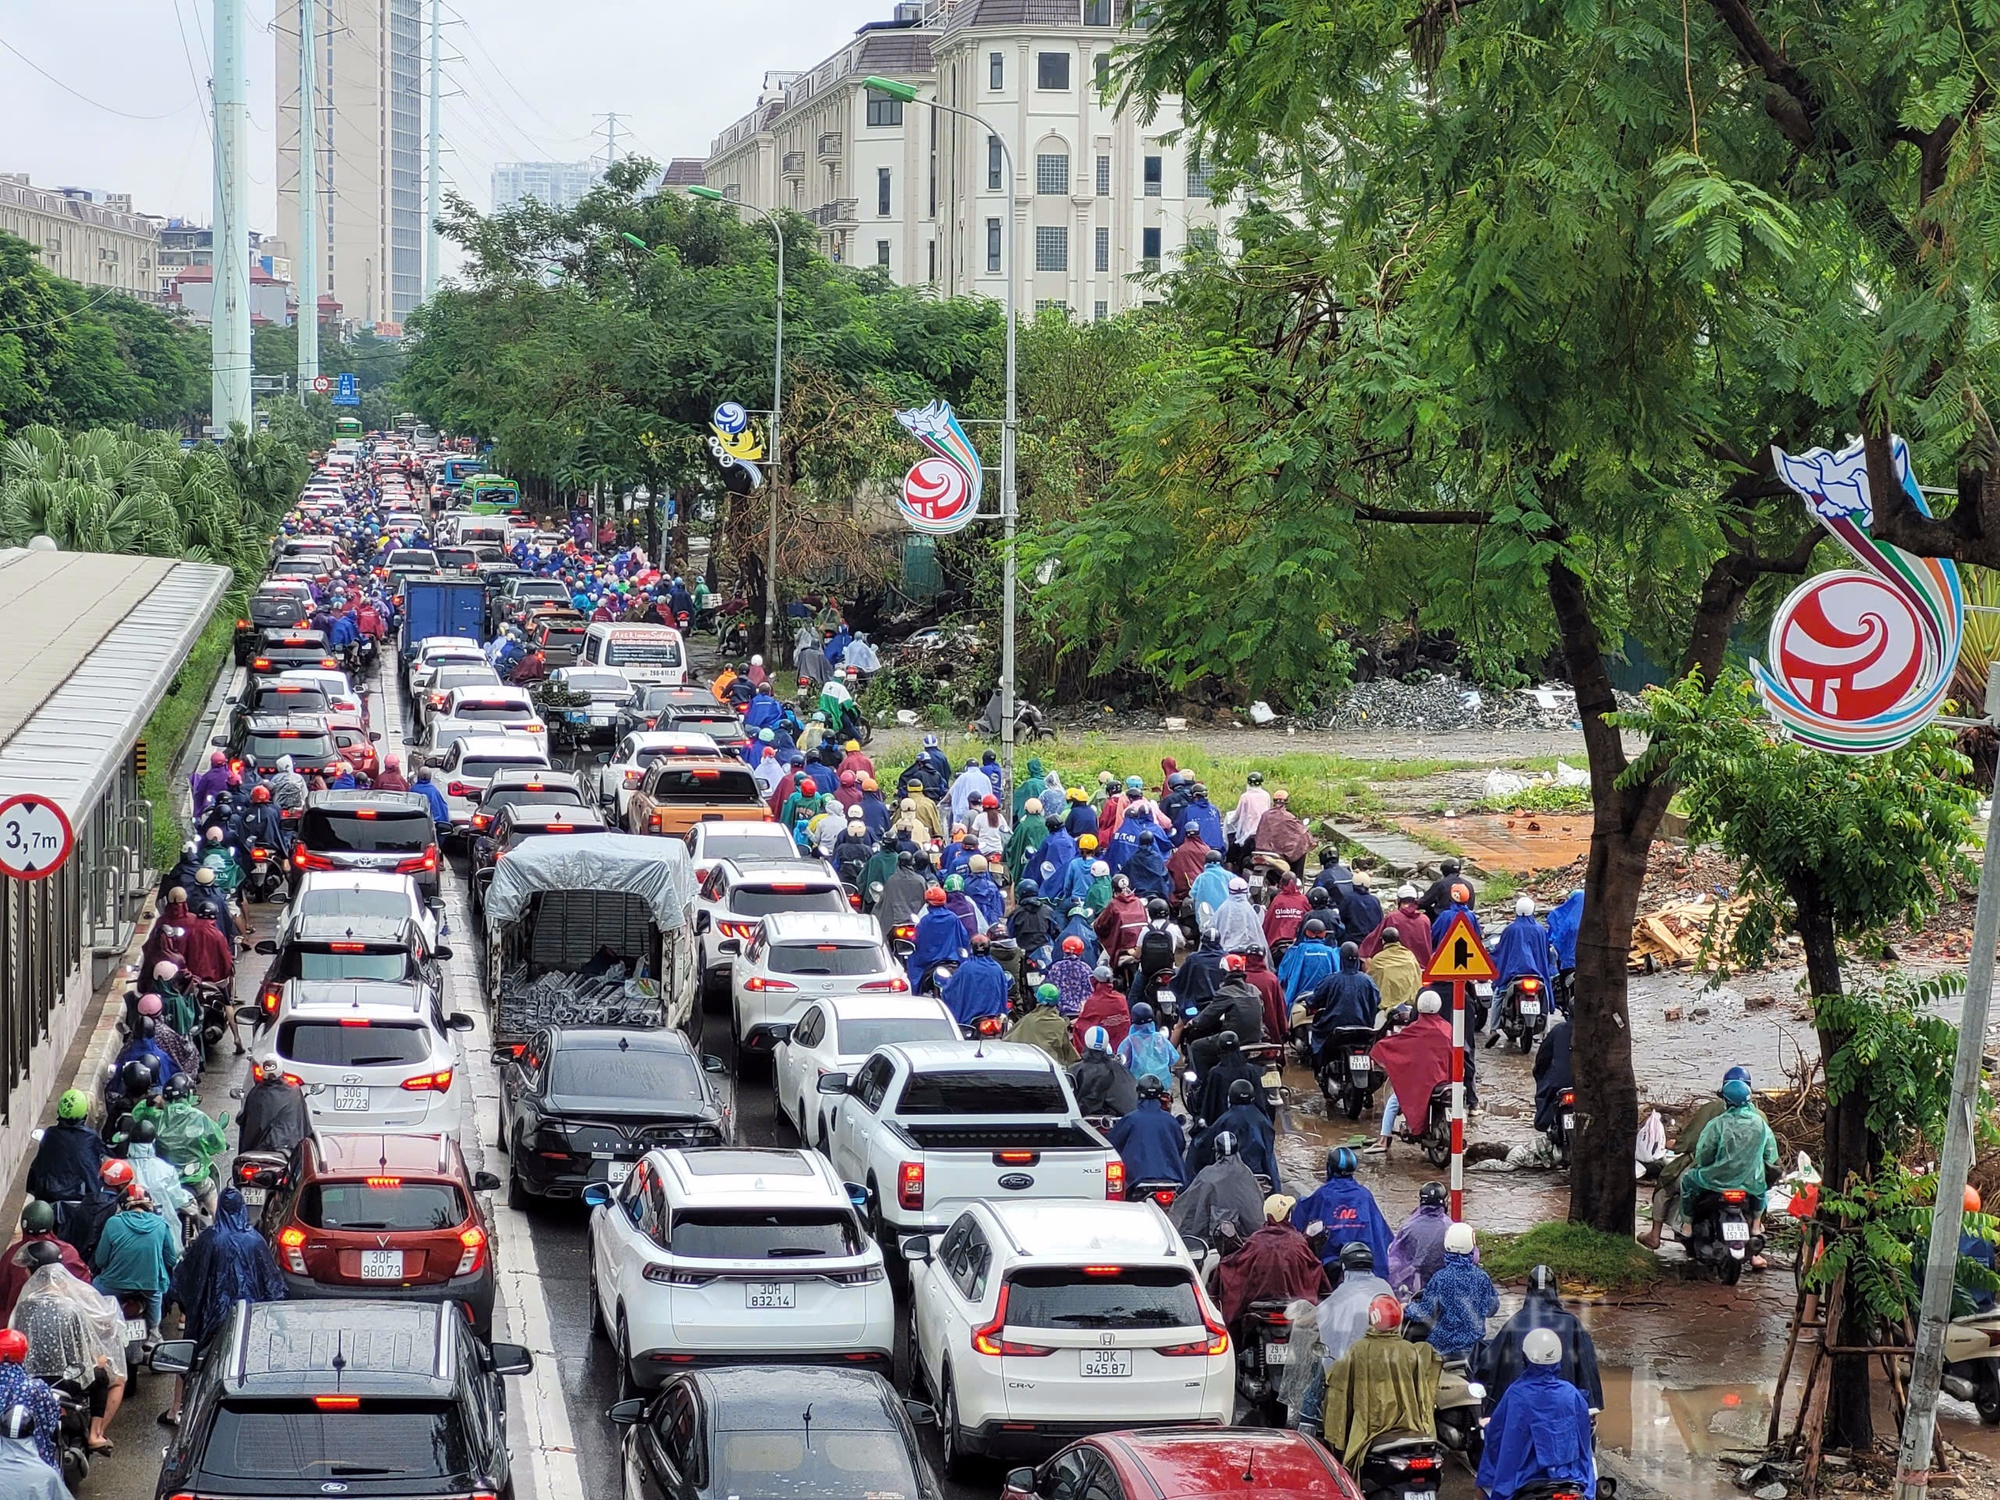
1080 1350 1131 1377
1263 1342 1290 1365
333 1086 369 1111
1261 1071 1282 1088
607 1161 633 1185
1518 999 1541 1016
1562 1113 1575 1131
745 1282 795 1310
123 1318 148 1341
240 1186 266 1207
1348 1058 1372 1074
361 1250 405 1280
1722 1220 1750 1242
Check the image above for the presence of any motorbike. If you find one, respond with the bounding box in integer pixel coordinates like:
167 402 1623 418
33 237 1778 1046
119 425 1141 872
111 1290 158 1380
915 960 957 999
1399 1082 1456 1169
1677 1187 1763 1285
1233 1298 1294 1426
229 1149 292 1215
1494 974 1550 1052
1314 1026 1383 1121
1434 1358 1486 1467
1942 1309 2000 1423
1242 1041 1289 1115
193 977 234 1052
1546 1086 1576 1166
243 844 287 904
1354 1437 1447 1500
1126 1178 1180 1208
50 1375 92 1488
959 1014 1008 1041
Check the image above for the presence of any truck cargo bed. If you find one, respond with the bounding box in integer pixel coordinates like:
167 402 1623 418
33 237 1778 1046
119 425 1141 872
891 1122 1105 1152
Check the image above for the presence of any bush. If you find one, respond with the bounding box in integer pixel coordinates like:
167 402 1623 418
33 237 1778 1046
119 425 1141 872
1480 1222 1661 1293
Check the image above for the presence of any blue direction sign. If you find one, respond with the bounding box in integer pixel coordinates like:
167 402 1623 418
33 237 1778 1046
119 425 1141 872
332 372 361 407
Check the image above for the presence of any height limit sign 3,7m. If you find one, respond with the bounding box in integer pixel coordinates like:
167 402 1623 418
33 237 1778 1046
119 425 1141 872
0 794 76 880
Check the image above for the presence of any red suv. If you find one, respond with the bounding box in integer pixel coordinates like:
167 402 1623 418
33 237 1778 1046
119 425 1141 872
261 1133 502 1336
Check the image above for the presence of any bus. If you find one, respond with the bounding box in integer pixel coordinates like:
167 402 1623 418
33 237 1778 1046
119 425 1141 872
459 473 523 513
335 415 362 438
437 455 485 491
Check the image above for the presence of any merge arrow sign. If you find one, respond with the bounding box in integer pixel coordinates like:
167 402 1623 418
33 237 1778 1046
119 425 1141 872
1424 911 1497 982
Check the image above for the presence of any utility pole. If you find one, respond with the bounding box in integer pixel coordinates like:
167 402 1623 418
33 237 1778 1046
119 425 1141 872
296 0 319 401
425 0 440 303
598 112 622 171
1894 660 2000 1500
210 0 253 434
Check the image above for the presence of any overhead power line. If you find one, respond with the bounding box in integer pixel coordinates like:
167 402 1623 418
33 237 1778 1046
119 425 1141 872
0 36 197 120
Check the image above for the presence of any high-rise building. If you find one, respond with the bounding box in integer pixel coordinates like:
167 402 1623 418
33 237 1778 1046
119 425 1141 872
275 0 423 327
490 162 600 214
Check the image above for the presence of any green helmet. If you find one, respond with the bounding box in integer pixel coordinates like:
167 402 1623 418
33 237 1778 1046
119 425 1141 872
21 1201 54 1234
56 1089 88 1122
944 874 964 893
1036 983 1060 1006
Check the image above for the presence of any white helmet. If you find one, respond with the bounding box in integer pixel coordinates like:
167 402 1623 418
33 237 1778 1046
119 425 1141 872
1523 1327 1563 1366
1397 883 1420 900
1444 1222 1476 1255
1416 989 1443 1014
1515 895 1536 916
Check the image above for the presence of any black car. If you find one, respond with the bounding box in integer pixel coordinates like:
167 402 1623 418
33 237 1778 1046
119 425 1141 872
251 912 450 1024
226 714 340 778
469 801 607 912
608 1366 941 1500
292 789 443 901
467 768 587 839
248 630 340 682
228 679 334 744
233 591 310 664
497 1026 728 1208
615 684 714 741
150 1299 530 1500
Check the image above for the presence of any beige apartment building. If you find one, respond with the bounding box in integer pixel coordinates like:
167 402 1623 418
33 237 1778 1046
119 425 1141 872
0 176 160 298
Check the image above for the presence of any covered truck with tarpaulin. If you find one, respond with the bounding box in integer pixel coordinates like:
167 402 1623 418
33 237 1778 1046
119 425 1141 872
481 832 699 1052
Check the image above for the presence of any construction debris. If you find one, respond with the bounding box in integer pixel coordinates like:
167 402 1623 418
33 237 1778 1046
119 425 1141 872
1628 896 1751 970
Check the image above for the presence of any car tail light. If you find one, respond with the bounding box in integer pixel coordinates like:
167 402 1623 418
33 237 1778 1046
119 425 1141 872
972 1284 1053 1357
455 1225 487 1276
897 1161 924 1211
293 848 333 870
1721 1188 1748 1204
366 1176 402 1187
236 618 250 629
1157 1307 1230 1357
401 1068 454 1093
395 848 438 873
744 976 797 992
448 782 470 797
858 977 909 992
279 1226 308 1273
260 985 281 1014
717 920 759 940
830 1266 887 1285
648 1264 712 1287
471 813 492 831
624 769 644 785
648 811 663 829
996 1151 1037 1165
313 1395 360 1411
1105 1160 1126 1200
330 942 368 953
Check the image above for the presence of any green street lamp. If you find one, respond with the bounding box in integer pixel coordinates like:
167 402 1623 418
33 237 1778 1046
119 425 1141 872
619 232 652 250
863 75 1021 787
687 184 786 661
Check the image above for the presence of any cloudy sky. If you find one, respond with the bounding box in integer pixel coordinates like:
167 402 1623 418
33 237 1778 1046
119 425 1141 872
1 0 889 234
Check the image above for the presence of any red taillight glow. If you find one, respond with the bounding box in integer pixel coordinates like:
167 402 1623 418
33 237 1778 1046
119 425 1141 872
279 1226 309 1273
744 976 797 992
1081 1266 1123 1276
972 1284 1053 1358
394 847 438 873
997 1151 1036 1164
455 1225 487 1276
1721 1188 1749 1203
448 782 470 797
897 1161 924 1211
1157 1307 1230 1357
717 920 759 940
401 1068 454 1093
858 977 910 992
329 941 368 953
313 1395 360 1410
294 848 333 870
365 1176 402 1187
1520 977 1541 993
1105 1160 1126 1200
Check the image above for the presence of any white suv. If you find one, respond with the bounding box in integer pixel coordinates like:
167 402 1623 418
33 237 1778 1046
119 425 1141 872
905 1199 1231 1476
426 732 550 843
283 870 440 951
695 858 848 1003
406 637 485 698
582 1147 891 1394
267 980 471 1134
599 730 723 822
730 911 908 1055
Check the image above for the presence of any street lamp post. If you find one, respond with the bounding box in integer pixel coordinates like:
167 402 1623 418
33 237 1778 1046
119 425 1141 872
865 76 1019 792
686 188 785 665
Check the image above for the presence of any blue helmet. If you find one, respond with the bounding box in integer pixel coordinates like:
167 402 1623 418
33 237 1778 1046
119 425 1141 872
1326 1147 1358 1179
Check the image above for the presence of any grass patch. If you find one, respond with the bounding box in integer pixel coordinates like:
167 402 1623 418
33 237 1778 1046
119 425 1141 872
1480 1222 1662 1293
140 606 234 868
1473 783 1593 814
1396 822 1465 858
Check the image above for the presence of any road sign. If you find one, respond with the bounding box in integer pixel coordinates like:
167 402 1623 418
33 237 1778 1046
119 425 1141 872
332 372 361 407
311 375 333 395
1424 911 1497 983
0 794 75 880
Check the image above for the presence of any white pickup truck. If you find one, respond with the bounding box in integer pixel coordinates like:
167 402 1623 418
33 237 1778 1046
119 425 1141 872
815 1041 1124 1247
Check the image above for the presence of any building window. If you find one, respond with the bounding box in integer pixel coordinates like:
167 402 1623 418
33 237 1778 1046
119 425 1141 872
866 88 904 127
1035 299 1068 315
1037 52 1070 90
1035 226 1068 271
1096 155 1111 196
1144 155 1162 196
877 239 891 266
928 240 937 283
1188 225 1217 253
1134 1 1158 26
1094 227 1110 272
990 52 1004 90
1094 53 1110 91
1094 300 1108 320
878 167 892 216
1142 226 1161 264
988 136 1004 191
1036 153 1070 195
1187 157 1216 199
1085 0 1112 22
987 218 1002 273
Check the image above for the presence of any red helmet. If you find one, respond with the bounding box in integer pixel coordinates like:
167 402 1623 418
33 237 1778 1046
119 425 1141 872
100 1158 135 1189
1062 936 1085 955
0 1329 25 1363
982 794 999 809
924 887 947 906
251 784 272 803
800 779 817 796
1223 954 1247 972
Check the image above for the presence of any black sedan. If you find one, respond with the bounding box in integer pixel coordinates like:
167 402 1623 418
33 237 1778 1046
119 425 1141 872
609 1366 941 1500
497 1026 729 1208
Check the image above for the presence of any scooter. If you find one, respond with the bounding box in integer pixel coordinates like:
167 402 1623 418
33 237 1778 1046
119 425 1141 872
1435 1358 1486 1467
1315 1025 1382 1120
1242 1041 1289 1115
1942 1310 2000 1424
1678 1188 1763 1285
1546 1087 1576 1167
1400 1082 1456 1169
1233 1298 1294 1426
1493 975 1550 1052
1354 1437 1447 1500
50 1375 92 1489
243 845 287 904
1126 1178 1180 1208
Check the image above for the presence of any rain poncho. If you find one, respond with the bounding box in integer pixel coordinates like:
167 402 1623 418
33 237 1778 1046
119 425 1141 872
1316 1268 1395 1361
939 955 1010 1025
0 1431 66 1499
1177 796 1224 851
1107 1101 1186 1185
1254 805 1314 867
1307 971 1382 1042
1681 1100 1779 1208
964 872 1005 930
1004 810 1050 883
0 1237 88 1325
11 1263 125 1384
1225 785 1272 845
1069 1051 1138 1118
1367 944 1422 1015
1118 1020 1179 1088
1547 890 1584 970
25 1124 105 1208
1387 1204 1453 1296
1373 1011 1451 1125
1278 938 1339 1004
1031 827 1079 895
90 1205 177 1294
1360 906 1432 965
125 1142 191 1253
1216 1223 1328 1324
1475 1365 1597 1499
1532 1020 1573 1134
1012 759 1047 819
1338 886 1384 947
1320 1329 1443 1468
1092 893 1147 969
1047 956 1095 1017
1478 1287 1604 1411
1169 1156 1265 1246
1491 914 1554 986
875 868 930 937
171 1188 286 1344
237 1077 312 1158
1189 1103 1281 1187
1190 865 1232 933
948 767 991 830
1071 984 1131 1054
1121 836 1173 902
1291 1177 1390 1271
906 907 969 989
1410 1251 1499 1358
1006 1005 1078 1066
1210 893 1269 957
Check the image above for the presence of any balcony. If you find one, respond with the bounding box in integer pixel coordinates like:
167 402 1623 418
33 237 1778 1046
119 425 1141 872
782 151 806 176
807 197 859 227
817 132 843 158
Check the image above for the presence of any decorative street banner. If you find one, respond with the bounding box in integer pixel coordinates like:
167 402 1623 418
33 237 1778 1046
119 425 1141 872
893 400 982 535
1750 434 1963 756
707 401 765 488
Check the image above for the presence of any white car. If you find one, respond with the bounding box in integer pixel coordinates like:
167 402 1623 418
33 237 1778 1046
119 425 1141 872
905 1199 1232 1474
548 666 634 738
282 869 440 951
276 668 365 724
686 820 808 884
407 637 485 697
426 732 551 842
266 979 473 1134
695 858 849 1004
598 730 723 821
429 684 547 757
730 911 910 1054
773 994 958 1152
583 1147 892 1390
418 662 503 727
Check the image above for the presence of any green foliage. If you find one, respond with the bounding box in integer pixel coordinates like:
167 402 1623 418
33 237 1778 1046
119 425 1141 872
1473 783 1593 814
1811 1159 2000 1327
1813 971 1984 1155
1479 1223 1661 1293
139 609 235 866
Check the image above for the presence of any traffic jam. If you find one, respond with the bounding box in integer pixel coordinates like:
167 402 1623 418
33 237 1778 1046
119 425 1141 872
18 435 1580 1500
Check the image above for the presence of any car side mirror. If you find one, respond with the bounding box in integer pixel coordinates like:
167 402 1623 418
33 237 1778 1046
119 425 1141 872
253 939 278 955
716 939 741 958
488 1341 534 1376
694 911 710 932
608 1397 646 1426
149 1341 196 1375
210 735 228 747
1002 1467 1038 1498
434 945 455 962
582 1183 612 1209
816 1072 851 1096
904 1400 938 1426
1181 1235 1209 1262
701 1055 726 1074
370 731 382 741
766 1022 794 1046
901 1236 932 1263
595 752 611 765
844 1181 870 1210
471 1171 501 1192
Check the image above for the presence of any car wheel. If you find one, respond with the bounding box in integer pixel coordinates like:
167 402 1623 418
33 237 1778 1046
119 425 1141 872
507 1142 529 1213
904 1300 927 1401
616 1310 639 1404
587 1250 607 1340
940 1370 974 1480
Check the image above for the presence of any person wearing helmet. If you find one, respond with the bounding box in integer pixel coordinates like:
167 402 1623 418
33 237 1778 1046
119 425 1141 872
1679 1074 1780 1236
1188 1076 1281 1185
1215 1193 1327 1330
1061 783 1099 842
1184 952 1266 1097
831 819 875 890
874 850 932 941
1031 812 1081 900
970 792 1010 861
1129 899 1182 995
1368 985 1459 1157
1318 1293 1443 1468
1314 1240 1396 1367
1409 1221 1498 1360
1385 1182 1454 1296
1251 787 1313 870
162 1187 287 1425
1427 882 1484 954
1009 877 1059 965
1961 1185 1998 1315
1258 871 1311 952
1418 858 1473 921
88 1182 177 1336
939 933 1010 1028
0 1335 66 1484
1007 984 1079 1066
1048 832 1101 911
1069 1025 1139 1117
25 1097 106 1254
1118 826 1174 905
1085 873 1143 974
1363 923 1422 1019
907 885 970 994
938 872 982 938
122 1120 192 1255
1047 935 1096 1018
1478 1264 1604 1413
1071 963 1132 1055
11 1236 127 1454
1223 771 1272 868
1289 1147 1390 1272
1360 884 1433 966
237 1055 312 1159
189 748 231 819
1169 1128 1265 1250
1164 818 1214 904
1304 942 1379 1064
1117 999 1179 1086
1277 916 1340 1010
114 1015 181 1089
1488 893 1555 1042
1475 1324 1597 1500
1331 867 1380 949
1107 1073 1187 1189
1208 875 1269 961
939 829 978 880
0 1207 88 1326
947 757 991 831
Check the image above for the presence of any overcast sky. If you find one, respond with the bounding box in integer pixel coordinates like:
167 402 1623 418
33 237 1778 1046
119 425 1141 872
1 0 889 239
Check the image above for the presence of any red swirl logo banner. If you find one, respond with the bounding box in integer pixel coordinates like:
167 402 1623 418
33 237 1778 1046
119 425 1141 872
901 457 972 534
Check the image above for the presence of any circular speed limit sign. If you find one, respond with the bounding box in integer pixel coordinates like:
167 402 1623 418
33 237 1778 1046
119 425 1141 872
311 375 333 395
0 794 75 880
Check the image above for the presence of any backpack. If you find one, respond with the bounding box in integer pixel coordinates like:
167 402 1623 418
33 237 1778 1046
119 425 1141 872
1138 924 1177 978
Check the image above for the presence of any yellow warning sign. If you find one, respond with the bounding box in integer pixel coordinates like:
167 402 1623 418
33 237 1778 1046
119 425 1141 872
1423 911 1498 983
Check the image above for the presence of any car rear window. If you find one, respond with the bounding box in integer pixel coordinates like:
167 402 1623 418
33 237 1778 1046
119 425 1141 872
244 731 335 762
515 582 569 601
602 634 683 668
452 701 534 722
463 755 549 782
766 941 885 976
549 1048 699 1103
433 548 476 568
301 1180 467 1231
249 600 307 626
199 1401 470 1481
480 788 583 818
540 624 585 643
668 712 743 737
833 1016 957 1053
1003 1267 1204 1330
564 672 630 694
730 884 846 918
668 1208 860 1260
300 809 432 852
284 949 411 983
277 1018 428 1066
697 828 797 861
251 686 332 715
646 767 762 804
294 889 413 925
898 1069 1069 1116
716 1430 919 1500
387 550 435 568
434 667 500 690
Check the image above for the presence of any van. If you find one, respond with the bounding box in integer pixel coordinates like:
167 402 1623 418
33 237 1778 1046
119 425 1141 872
580 621 687 686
